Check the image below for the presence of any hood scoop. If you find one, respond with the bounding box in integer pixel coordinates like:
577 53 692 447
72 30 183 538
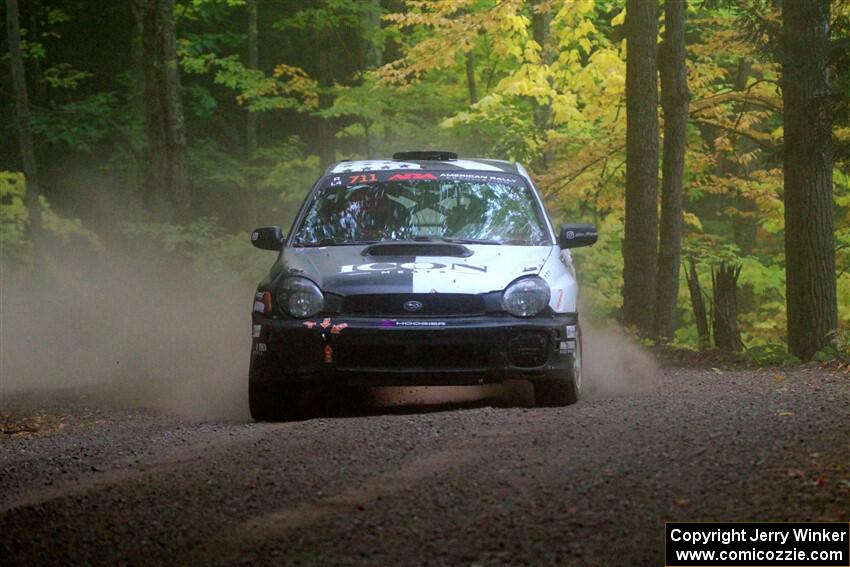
362 242 473 258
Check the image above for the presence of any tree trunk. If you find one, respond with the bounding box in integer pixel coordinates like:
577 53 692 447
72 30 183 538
781 0 837 360
654 0 689 341
360 0 381 159
130 1 147 192
141 1 167 217
314 27 335 167
685 257 710 349
160 0 189 222
711 263 743 352
622 0 659 337
137 0 190 222
363 0 383 69
26 2 48 108
532 0 553 170
245 0 259 226
465 51 478 105
7 0 45 272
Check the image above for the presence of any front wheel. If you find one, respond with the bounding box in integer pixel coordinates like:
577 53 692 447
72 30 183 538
533 326 582 407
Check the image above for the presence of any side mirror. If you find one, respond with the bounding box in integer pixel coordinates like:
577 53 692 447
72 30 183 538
558 223 597 249
250 226 285 251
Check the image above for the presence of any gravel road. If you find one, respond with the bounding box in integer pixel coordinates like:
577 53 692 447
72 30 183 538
1 365 848 566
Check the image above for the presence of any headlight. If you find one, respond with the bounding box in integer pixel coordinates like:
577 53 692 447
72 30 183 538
502 276 550 317
279 277 324 318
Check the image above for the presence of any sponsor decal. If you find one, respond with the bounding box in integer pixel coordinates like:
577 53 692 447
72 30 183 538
252 325 262 338
251 231 259 241
555 289 564 311
438 172 519 184
323 344 333 363
339 262 487 274
323 167 517 188
303 321 317 329
331 323 349 334
387 172 437 181
253 301 265 313
320 318 332 329
403 300 424 312
255 343 267 352
380 320 447 327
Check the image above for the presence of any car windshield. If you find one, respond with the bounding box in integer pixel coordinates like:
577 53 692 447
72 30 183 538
292 174 549 246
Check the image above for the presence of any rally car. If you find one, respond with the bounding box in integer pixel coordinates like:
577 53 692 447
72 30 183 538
248 151 597 420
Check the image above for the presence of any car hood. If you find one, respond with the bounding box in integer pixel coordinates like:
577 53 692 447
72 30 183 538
278 244 554 295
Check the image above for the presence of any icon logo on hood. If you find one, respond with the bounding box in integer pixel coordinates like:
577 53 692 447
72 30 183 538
403 300 424 312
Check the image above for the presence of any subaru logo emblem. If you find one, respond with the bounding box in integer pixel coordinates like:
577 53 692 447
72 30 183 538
403 300 423 312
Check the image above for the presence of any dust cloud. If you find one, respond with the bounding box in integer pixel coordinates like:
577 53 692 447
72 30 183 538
581 321 659 397
372 321 658 409
0 248 256 421
1 243 656 421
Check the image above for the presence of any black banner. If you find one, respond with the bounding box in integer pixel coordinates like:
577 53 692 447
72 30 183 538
666 522 849 566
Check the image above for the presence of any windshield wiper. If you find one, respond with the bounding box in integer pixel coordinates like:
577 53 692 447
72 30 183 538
293 238 380 247
428 236 503 245
294 236 503 247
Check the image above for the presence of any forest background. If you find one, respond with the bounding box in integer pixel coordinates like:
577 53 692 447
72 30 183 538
2 0 849 364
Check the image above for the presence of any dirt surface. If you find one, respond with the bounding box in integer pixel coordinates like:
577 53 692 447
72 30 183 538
1 365 848 566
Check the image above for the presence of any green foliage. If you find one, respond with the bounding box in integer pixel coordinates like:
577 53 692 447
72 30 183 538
42 63 92 90
275 0 384 34
40 196 104 252
574 215 624 322
321 73 465 158
188 139 248 189
6 0 849 361
179 50 318 112
0 172 30 263
29 92 124 152
741 344 799 366
124 217 225 256
122 217 266 288
0 172 103 266
256 140 321 198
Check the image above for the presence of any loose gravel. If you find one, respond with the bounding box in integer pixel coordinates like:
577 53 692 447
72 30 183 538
1 366 848 566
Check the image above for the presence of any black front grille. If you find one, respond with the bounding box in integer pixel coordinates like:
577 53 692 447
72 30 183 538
342 294 485 317
336 341 490 370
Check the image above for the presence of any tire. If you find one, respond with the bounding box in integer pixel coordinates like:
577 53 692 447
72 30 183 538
249 381 309 422
533 325 582 407
533 371 578 407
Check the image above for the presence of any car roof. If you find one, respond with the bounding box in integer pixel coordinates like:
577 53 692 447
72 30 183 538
324 157 520 176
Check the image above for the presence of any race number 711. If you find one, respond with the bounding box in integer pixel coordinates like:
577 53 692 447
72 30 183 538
349 174 377 184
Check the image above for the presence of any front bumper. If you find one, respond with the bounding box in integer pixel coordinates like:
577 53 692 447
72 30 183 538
250 313 578 387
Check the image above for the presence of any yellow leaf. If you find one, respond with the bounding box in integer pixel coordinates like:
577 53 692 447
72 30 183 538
611 8 626 27
683 212 703 231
